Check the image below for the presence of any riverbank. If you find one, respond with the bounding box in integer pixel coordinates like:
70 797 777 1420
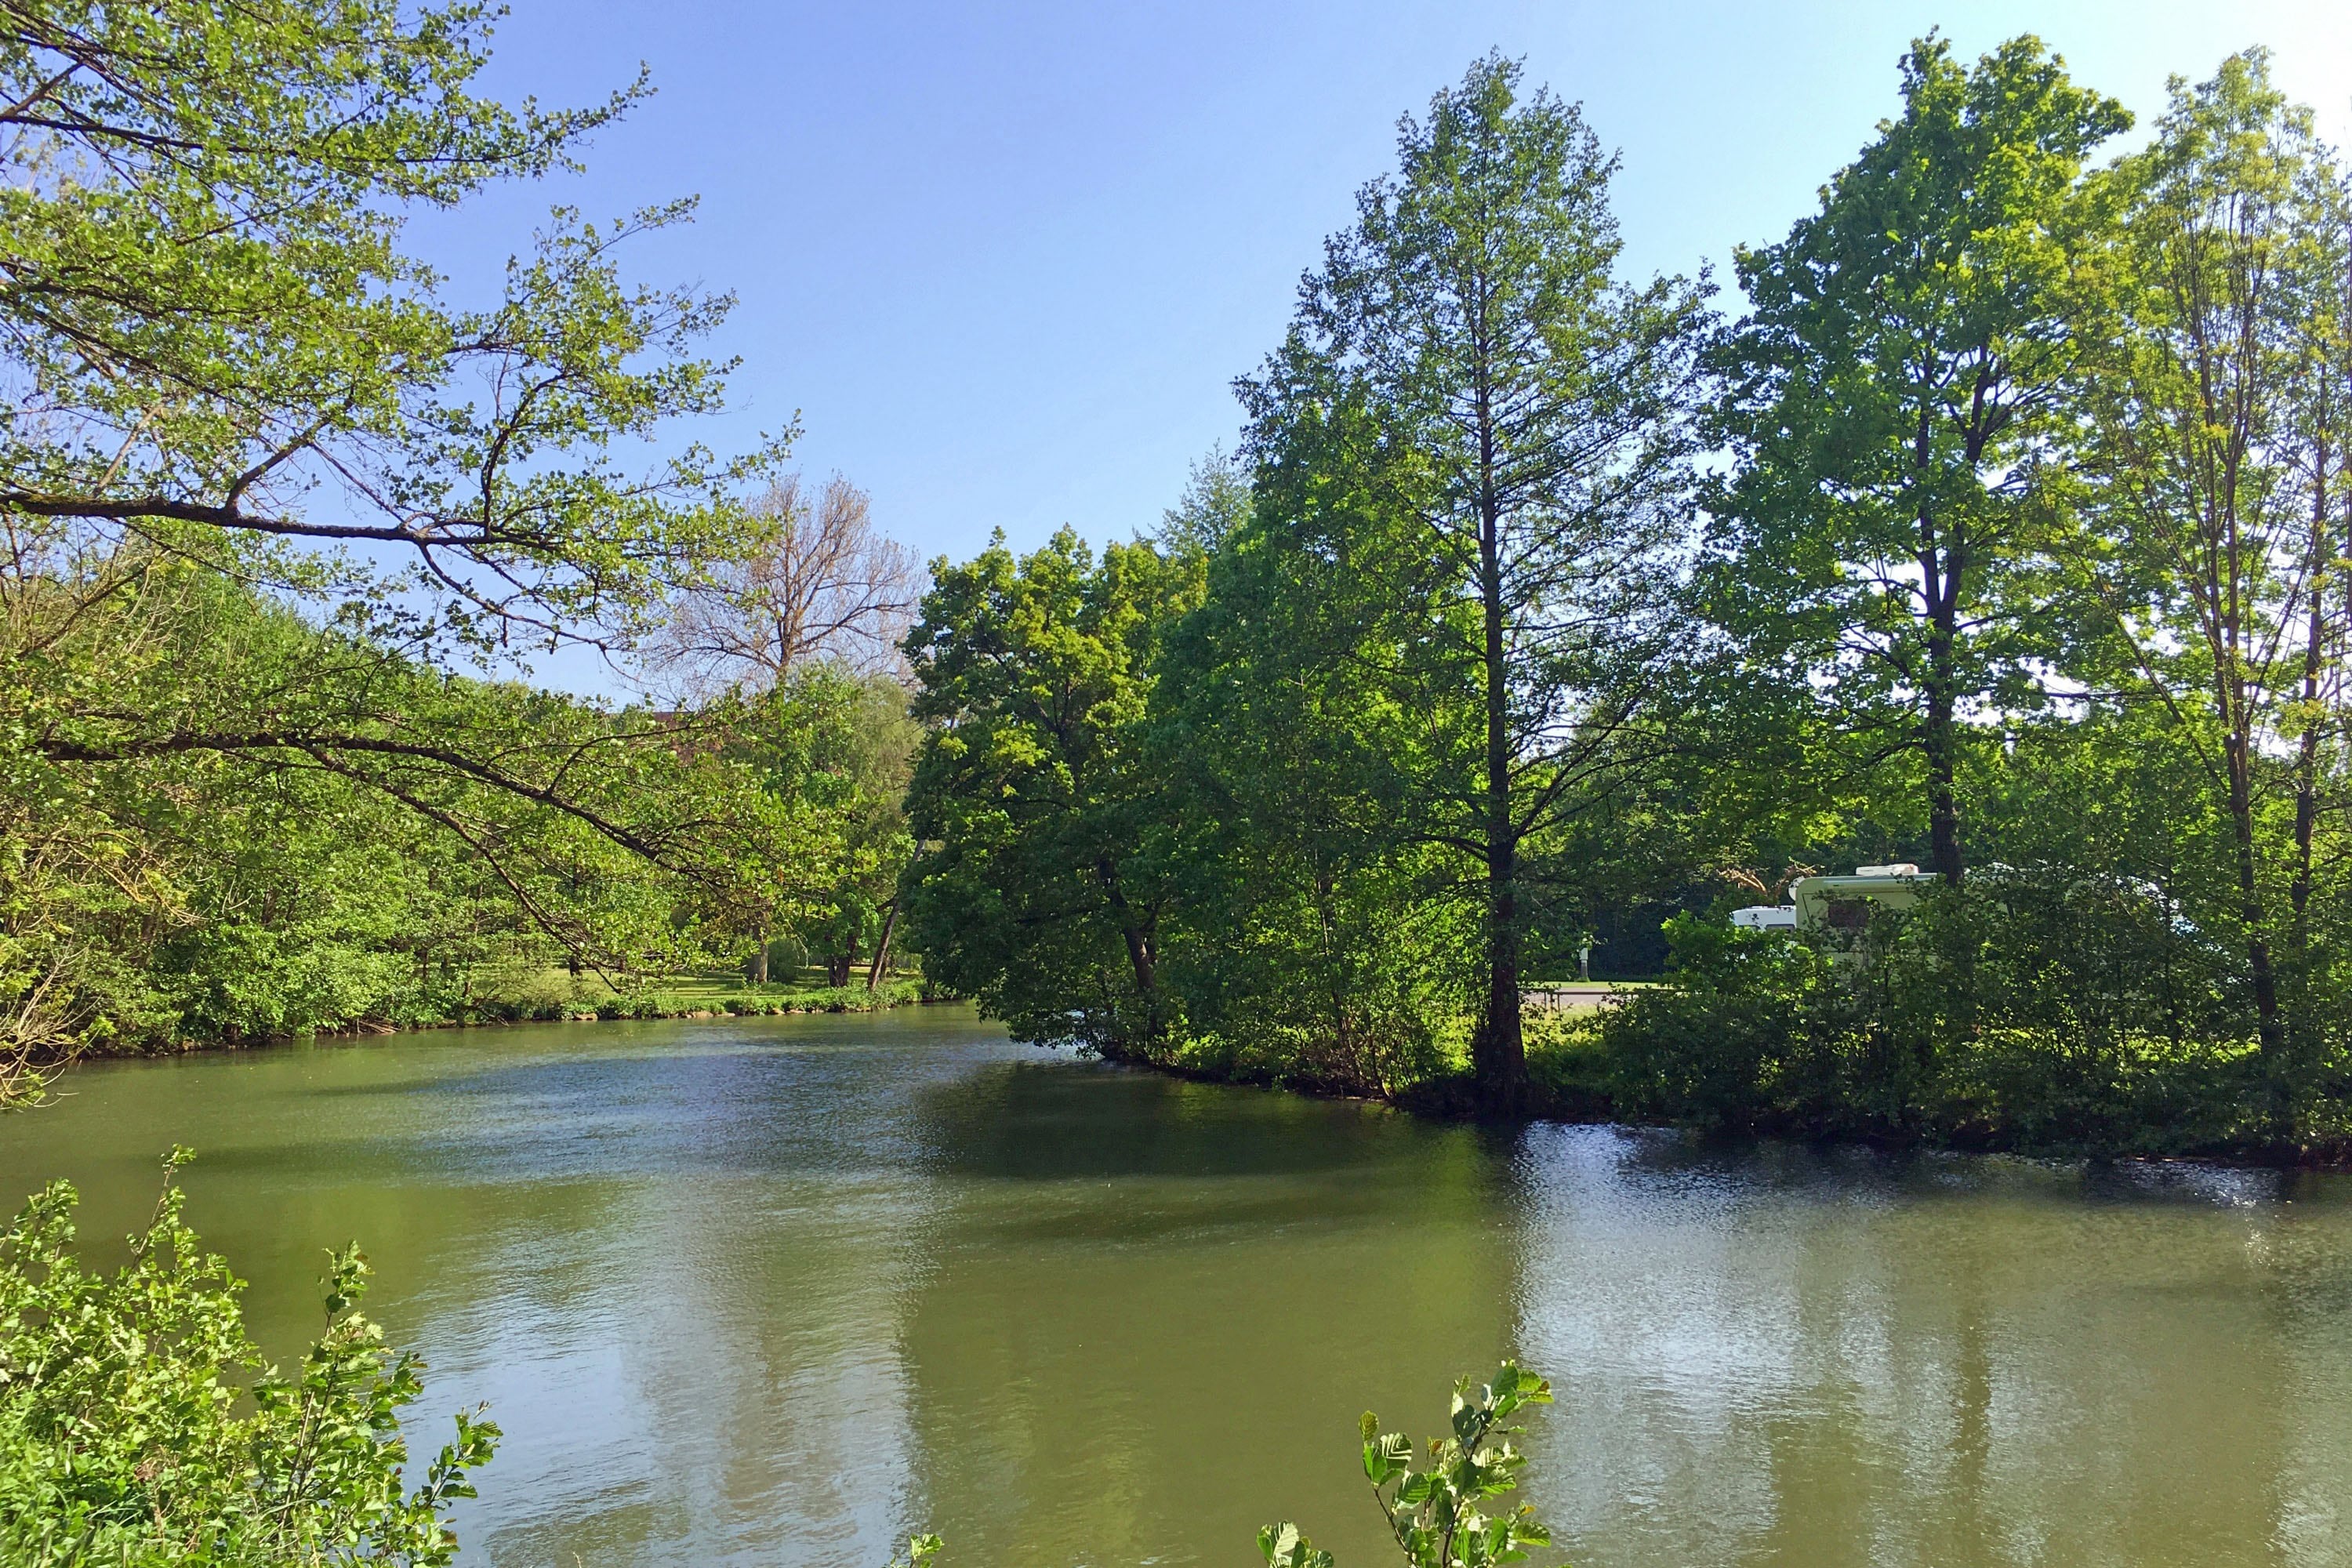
1075 996 2352 1171
70 974 938 1063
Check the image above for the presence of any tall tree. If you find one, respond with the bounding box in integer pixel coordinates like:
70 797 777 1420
1237 53 1710 1112
1710 35 2129 886
2282 163 2352 975
1156 446 1254 556
2065 52 2347 1085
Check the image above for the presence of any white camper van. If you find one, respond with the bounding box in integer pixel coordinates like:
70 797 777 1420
1789 865 1934 931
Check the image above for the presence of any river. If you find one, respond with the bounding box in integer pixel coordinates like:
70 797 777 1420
2 1006 2348 1566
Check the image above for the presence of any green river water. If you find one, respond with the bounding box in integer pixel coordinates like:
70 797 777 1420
3 1005 2350 1566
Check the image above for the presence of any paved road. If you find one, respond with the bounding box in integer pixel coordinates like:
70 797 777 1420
1522 983 1631 1010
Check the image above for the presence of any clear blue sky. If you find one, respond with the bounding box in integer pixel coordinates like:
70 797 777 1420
414 0 2352 605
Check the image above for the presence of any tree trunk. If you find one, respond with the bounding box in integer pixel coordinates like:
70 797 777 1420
2290 445 2328 955
1922 652 1964 887
2222 699 2285 1069
1916 412 1966 888
866 904 898 992
747 941 768 985
1096 858 1159 1051
1469 480 1527 1116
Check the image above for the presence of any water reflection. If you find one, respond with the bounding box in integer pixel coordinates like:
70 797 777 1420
899 1058 1513 1566
1512 1125 2352 1567
0 1013 2348 1565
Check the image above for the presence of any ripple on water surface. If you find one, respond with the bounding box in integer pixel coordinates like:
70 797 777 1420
2 1011 2350 1566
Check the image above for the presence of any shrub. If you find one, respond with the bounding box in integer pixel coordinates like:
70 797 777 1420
1599 879 2268 1152
1596 916 1837 1127
0 1152 495 1566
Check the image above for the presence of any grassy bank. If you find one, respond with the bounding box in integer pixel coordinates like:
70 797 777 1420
78 969 938 1059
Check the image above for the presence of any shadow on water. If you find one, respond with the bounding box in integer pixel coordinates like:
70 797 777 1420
895 1058 1523 1568
911 1053 1440 1181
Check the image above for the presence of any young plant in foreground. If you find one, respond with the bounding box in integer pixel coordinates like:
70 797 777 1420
884 1533 943 1568
1261 1362 1558 1568
0 1150 495 1566
891 1363 1559 1568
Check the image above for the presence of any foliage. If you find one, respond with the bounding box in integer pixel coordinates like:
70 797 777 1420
1149 514 1479 1094
1231 52 1711 1112
1708 34 2129 886
898 39 2352 1157
0 1152 494 1566
899 528 1203 1055
1355 1363 1555 1568
3 571 852 1054
1598 886 2265 1154
0 0 919 1072
0 0 786 656
1262 1363 1555 1568
2060 49 2352 1101
771 670 921 988
884 1534 943 1568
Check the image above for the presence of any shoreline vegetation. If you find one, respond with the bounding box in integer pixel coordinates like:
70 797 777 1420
67 972 936 1062
13 5 2352 1562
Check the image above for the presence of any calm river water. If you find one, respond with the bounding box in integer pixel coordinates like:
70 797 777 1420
3 1006 2350 1566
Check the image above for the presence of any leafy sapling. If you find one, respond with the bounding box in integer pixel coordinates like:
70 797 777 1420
1261 1362 1559 1568
886 1533 945 1568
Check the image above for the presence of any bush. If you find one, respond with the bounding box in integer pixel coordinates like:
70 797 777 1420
0 1152 495 1566
1599 880 2267 1153
1596 917 1836 1127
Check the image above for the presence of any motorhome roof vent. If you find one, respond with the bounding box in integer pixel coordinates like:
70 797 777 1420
1853 863 1919 877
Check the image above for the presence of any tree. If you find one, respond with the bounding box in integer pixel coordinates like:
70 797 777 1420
0 0 796 1058
0 0 786 798
1710 34 2129 886
899 529 1201 1054
724 666 920 987
2064 52 2350 1090
1156 445 1254 556
0 0 786 657
5 568 826 1046
1236 53 1711 1112
643 472 925 696
1150 517 1482 1096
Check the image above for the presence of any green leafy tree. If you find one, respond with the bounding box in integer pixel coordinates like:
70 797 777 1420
1236 53 1711 1110
2063 50 2352 1093
1151 497 1483 1095
0 0 808 1066
719 666 920 987
900 528 1202 1054
0 0 786 655
1709 34 2129 886
1156 445 1254 557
